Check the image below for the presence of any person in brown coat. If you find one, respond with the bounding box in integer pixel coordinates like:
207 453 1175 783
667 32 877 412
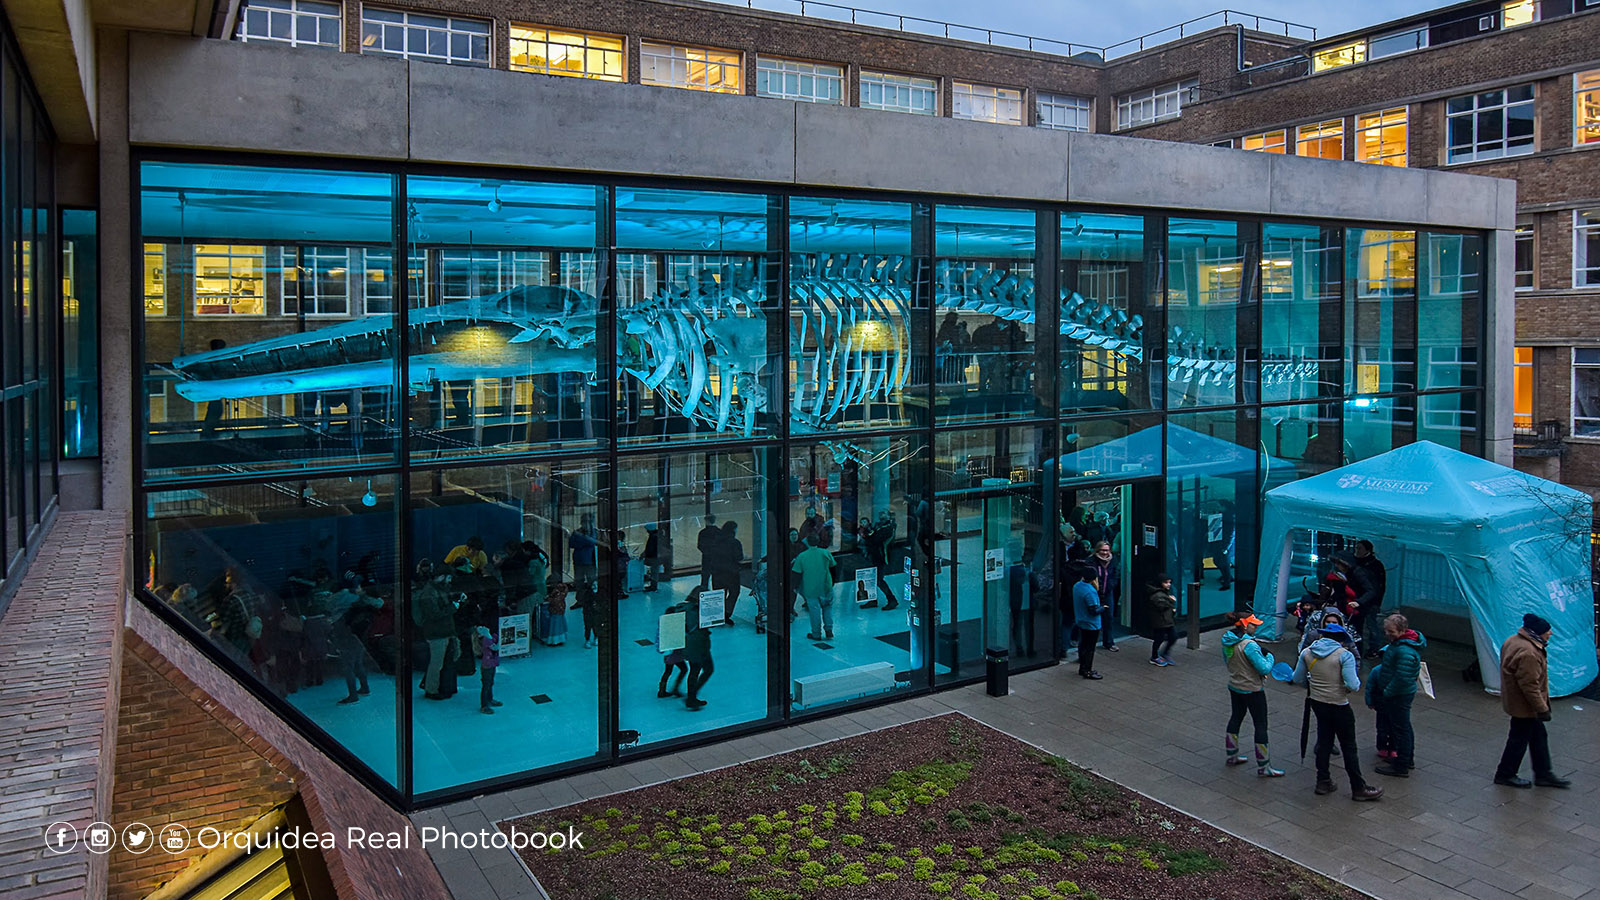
1493 614 1571 789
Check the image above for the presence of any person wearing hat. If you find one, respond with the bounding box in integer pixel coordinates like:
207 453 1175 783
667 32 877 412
1494 614 1571 788
1221 610 1284 777
1291 621 1383 801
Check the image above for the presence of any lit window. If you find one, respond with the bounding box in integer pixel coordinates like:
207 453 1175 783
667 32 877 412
194 245 266 316
236 0 341 48
640 42 742 93
1446 85 1535 163
859 71 938 116
1502 0 1536 28
363 248 426 314
1573 348 1600 435
1296 119 1345 159
1368 27 1427 60
1514 346 1533 432
1036 92 1090 131
1355 107 1407 165
144 244 166 316
282 246 350 317
509 26 623 81
1115 79 1198 130
1575 71 1600 145
1354 231 1416 299
1575 209 1600 287
1515 220 1535 290
952 82 1023 126
755 57 843 104
1312 41 1365 72
1241 130 1286 153
360 9 490 67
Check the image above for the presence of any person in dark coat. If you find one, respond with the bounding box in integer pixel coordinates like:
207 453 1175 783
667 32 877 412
412 559 460 700
643 523 662 591
861 511 898 610
1369 613 1425 777
1493 614 1570 788
683 588 714 710
1352 540 1389 656
1147 574 1178 666
696 515 720 588
1088 541 1121 651
712 521 744 625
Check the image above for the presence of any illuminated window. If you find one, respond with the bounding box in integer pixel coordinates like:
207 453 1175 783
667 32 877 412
236 0 340 48
193 244 266 316
1296 119 1345 159
144 244 166 316
1574 348 1600 435
1502 0 1536 28
360 8 490 66
1576 209 1600 287
1115 79 1197 129
640 42 742 93
1241 130 1286 153
1515 220 1535 290
755 57 843 104
1355 107 1407 165
1575 71 1600 146
1447 85 1535 163
952 82 1023 125
509 26 623 81
859 71 937 115
361 248 425 314
1036 92 1090 131
1312 41 1365 72
1514 346 1533 431
1354 230 1416 299
1368 27 1427 60
282 246 350 317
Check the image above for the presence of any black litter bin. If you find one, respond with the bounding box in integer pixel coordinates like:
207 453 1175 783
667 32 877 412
985 645 1009 697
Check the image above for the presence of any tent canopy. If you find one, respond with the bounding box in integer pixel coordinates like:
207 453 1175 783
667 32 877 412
1252 441 1598 697
1056 423 1293 480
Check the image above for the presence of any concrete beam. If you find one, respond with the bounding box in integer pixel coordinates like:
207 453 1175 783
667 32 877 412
3 0 96 141
1268 153 1429 225
1068 132 1274 216
91 0 201 33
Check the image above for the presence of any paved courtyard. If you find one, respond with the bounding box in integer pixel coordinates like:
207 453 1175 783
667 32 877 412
415 635 1600 900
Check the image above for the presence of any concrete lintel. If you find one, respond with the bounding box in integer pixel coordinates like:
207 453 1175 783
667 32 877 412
1067 133 1273 216
1265 152 1428 225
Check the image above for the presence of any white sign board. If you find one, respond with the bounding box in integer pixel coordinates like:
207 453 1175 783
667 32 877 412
854 568 878 605
984 548 1005 582
1207 513 1223 543
657 611 686 652
1143 524 1158 548
699 589 726 628
498 614 531 658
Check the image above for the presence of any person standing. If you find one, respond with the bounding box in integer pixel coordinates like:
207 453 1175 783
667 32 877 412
1220 611 1284 777
1493 614 1571 789
1072 570 1104 680
1370 614 1425 778
412 560 459 701
696 514 720 588
713 521 745 626
474 624 501 714
326 572 383 705
1089 541 1120 651
1351 541 1388 656
1147 574 1178 667
792 535 837 641
862 511 899 611
683 589 714 711
1209 500 1235 591
1291 622 1383 801
571 515 600 586
642 523 662 592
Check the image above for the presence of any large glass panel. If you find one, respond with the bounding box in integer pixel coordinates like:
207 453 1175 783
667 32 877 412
139 162 398 481
3 57 18 391
1418 391 1480 453
1057 414 1163 486
934 206 1039 423
1261 224 1342 402
1344 394 1415 462
931 426 1046 682
1165 410 1259 620
1419 233 1482 396
1261 402 1343 485
63 210 98 458
408 460 606 793
1060 212 1156 413
1346 228 1417 396
789 197 927 432
617 446 775 744
615 188 777 445
19 96 33 385
404 177 605 461
144 475 401 786
1168 218 1253 408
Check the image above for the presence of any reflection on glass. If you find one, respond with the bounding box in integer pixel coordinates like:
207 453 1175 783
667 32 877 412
140 162 399 480
1261 402 1342 491
615 188 777 444
405 177 607 461
1419 233 1482 394
408 460 606 794
1261 224 1342 402
1168 218 1252 408
789 198 928 432
1165 411 1259 620
1060 212 1155 413
617 446 775 744
935 206 1039 422
932 427 1046 681
1346 229 1417 396
145 475 401 786
1057 415 1163 485
788 436 926 710
1343 394 1415 463
1417 392 1480 453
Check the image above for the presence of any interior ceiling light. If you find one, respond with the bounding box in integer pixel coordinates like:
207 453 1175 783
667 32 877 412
487 186 503 213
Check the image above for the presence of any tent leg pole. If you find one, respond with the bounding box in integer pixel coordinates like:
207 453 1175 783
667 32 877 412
1274 536 1292 634
1187 581 1201 650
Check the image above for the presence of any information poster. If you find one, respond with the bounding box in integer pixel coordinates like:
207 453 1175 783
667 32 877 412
498 614 531 658
657 610 686 652
1207 513 1223 543
854 568 878 605
699 589 726 628
984 548 1005 582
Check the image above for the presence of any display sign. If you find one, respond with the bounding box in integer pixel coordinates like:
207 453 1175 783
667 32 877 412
657 611 686 652
1207 513 1223 543
699 589 726 628
1143 524 1158 547
984 548 1005 582
827 472 841 493
498 614 531 658
854 567 878 605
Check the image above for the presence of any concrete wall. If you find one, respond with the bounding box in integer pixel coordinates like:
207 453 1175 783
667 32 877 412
98 29 130 511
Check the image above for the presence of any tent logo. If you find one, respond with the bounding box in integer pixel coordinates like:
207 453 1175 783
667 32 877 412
1336 474 1430 495
1469 475 1523 497
1337 474 1364 488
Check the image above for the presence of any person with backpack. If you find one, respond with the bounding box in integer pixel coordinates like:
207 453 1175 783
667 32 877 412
1369 614 1425 777
1291 622 1383 801
1220 611 1283 777
1147 574 1179 667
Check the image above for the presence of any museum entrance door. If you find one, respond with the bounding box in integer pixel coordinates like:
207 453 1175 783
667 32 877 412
1058 479 1164 650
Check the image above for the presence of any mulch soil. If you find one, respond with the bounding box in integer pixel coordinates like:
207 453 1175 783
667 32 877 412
504 713 1363 900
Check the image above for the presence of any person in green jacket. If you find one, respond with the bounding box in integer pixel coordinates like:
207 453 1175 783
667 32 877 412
1369 613 1426 777
791 535 837 641
1220 611 1284 777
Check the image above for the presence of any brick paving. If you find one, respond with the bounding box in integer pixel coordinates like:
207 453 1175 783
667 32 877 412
423 635 1600 900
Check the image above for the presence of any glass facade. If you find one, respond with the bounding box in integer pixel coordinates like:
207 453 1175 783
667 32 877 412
132 157 1488 804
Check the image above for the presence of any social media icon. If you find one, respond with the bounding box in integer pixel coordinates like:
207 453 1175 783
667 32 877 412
85 822 114 854
159 824 190 854
122 823 152 854
44 822 77 854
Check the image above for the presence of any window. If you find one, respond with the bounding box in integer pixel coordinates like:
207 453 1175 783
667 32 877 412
143 244 166 316
282 246 350 317
1502 0 1537 28
1355 107 1407 165
1574 348 1600 435
1115 79 1197 129
1575 71 1600 145
859 71 937 115
1036 92 1090 131
236 0 341 48
1446 85 1535 163
1241 130 1286 153
640 42 742 93
1312 41 1365 72
508 26 623 81
1516 220 1535 290
951 82 1023 125
360 9 490 66
1296 119 1344 159
1368 27 1427 60
754 57 843 104
193 245 265 315
1514 346 1533 431
1575 209 1600 287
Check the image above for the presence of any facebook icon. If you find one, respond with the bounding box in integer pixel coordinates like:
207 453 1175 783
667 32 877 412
45 822 77 854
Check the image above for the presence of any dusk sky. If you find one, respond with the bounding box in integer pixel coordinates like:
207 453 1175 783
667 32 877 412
711 1 1449 51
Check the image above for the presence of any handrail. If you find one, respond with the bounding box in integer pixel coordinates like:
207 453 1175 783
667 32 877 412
732 2 1317 60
